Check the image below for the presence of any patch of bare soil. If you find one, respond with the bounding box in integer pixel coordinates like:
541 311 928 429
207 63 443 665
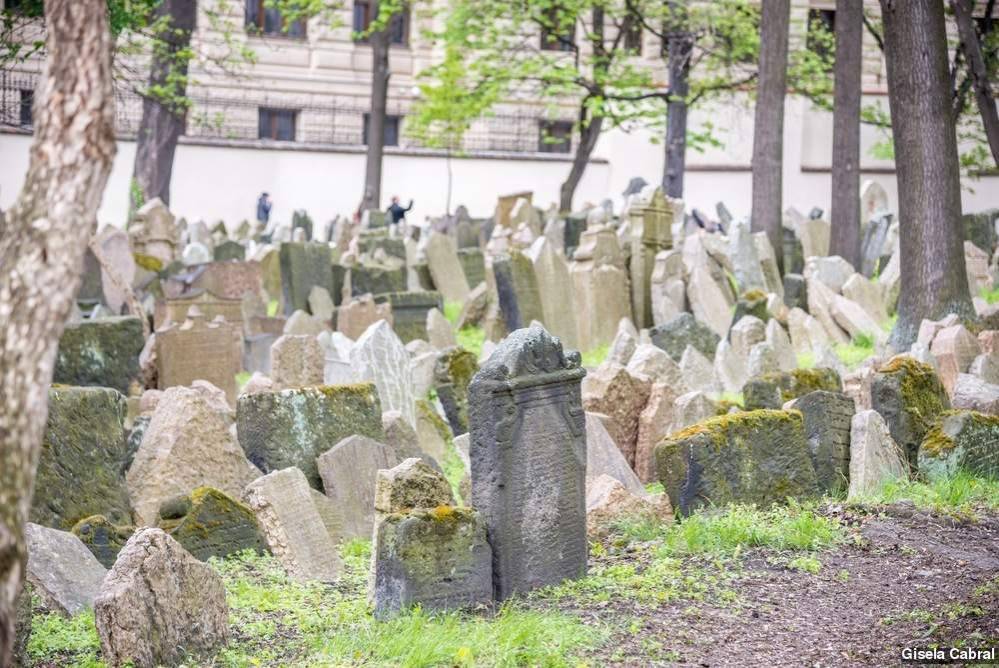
551 506 999 667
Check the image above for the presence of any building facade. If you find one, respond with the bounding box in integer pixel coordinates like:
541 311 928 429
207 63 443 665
1 0 997 226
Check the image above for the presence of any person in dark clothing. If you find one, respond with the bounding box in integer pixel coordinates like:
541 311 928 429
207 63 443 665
256 192 272 223
387 195 413 226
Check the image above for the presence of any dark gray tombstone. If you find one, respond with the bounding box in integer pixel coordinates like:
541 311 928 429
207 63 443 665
457 248 486 289
860 213 892 277
469 326 587 600
375 291 443 343
279 242 333 315
791 390 854 495
213 240 246 262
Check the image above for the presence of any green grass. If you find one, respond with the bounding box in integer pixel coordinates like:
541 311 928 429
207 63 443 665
853 472 999 517
441 442 467 505
980 285 999 305
266 299 279 317
443 300 463 325
580 344 609 369
27 610 102 667
797 350 815 369
833 332 876 370
610 503 843 556
456 325 485 359
235 371 252 391
709 391 745 407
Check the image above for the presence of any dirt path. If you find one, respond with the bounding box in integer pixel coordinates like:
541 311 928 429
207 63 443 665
557 506 999 667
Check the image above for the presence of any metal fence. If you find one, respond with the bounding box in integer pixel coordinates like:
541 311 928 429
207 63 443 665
0 70 574 155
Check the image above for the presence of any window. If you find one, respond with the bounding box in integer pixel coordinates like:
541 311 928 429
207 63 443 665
353 0 410 45
245 0 306 38
19 88 32 127
623 16 642 53
540 7 575 51
806 9 835 56
258 107 297 141
363 113 400 146
538 120 572 154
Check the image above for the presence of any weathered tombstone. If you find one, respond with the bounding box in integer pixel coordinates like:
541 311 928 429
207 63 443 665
130 198 180 266
627 186 674 328
424 232 471 303
570 225 631 353
155 310 242 404
54 316 144 394
317 435 398 539
371 460 491 619
214 239 246 262
127 384 260 526
25 523 107 615
787 391 854 494
849 410 907 498
33 387 131 530
860 213 892 277
930 324 982 396
469 326 587 600
349 262 407 297
72 515 134 568
649 249 686 327
279 241 334 315
351 319 416 428
190 260 265 303
493 250 545 332
244 468 342 581
871 357 949 469
374 291 442 343
156 487 267 561
94 528 229 668
918 410 999 479
649 312 720 362
237 383 384 489
270 334 325 388
434 346 479 435
685 263 733 338
426 307 456 349
582 363 651 467
154 289 244 331
729 219 766 294
743 367 842 410
656 410 819 515
526 236 580 349
585 412 646 498
95 226 137 314
336 294 393 340
457 247 486 289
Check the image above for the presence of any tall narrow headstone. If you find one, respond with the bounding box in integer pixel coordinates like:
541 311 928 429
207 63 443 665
526 237 579 349
424 233 470 303
626 186 674 328
469 326 587 600
492 250 544 332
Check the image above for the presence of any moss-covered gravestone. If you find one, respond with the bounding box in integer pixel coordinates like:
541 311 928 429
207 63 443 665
655 409 820 515
743 367 842 410
73 515 135 568
649 312 720 362
157 487 268 561
871 357 949 470
434 346 479 436
788 391 854 494
731 290 770 328
374 291 443 343
53 316 145 394
469 326 587 600
371 459 491 618
918 411 999 480
350 263 407 298
279 241 333 315
33 387 132 530
236 384 384 490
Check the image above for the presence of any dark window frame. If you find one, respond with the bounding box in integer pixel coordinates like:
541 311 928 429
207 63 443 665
538 119 573 154
245 0 307 39
363 112 401 146
258 107 298 141
806 8 835 57
623 16 642 54
353 0 411 46
18 88 33 127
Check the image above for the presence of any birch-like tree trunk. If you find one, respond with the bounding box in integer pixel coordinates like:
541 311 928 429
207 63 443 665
0 0 117 662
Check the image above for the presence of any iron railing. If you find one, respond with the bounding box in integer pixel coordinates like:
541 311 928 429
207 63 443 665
0 70 575 155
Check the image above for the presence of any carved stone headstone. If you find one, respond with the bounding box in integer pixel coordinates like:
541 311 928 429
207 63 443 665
318 435 398 539
469 326 587 600
424 232 470 303
526 237 579 349
374 291 442 343
351 319 416 428
155 309 242 404
492 250 545 332
627 186 674 328
570 226 631 352
279 241 334 315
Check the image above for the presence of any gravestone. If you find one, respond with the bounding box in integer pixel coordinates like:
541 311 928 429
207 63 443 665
33 387 131 530
237 384 384 490
54 316 144 394
656 410 819 515
729 219 766 294
918 411 999 479
157 487 267 561
527 236 579 349
351 320 416 428
337 294 393 340
349 262 406 297
279 242 334 315
374 291 443 343
317 435 398 539
154 289 244 331
190 260 265 302
469 326 587 600
649 250 686 327
94 528 229 668
849 410 907 498
743 367 842 410
95 226 137 314
155 310 242 404
871 357 949 469
787 391 854 494
860 213 892 277
130 198 180 265
270 334 325 388
570 226 631 352
424 233 470 303
214 240 245 262
492 250 545 332
127 384 260 526
73 515 133 568
244 468 342 581
649 312 720 362
457 248 486 289
434 346 479 435
627 186 674 328
495 191 533 229
26 523 107 615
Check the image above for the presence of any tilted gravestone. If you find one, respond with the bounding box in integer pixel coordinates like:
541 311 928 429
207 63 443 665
870 357 949 470
469 326 587 600
54 316 145 394
237 383 384 490
317 435 398 540
492 250 545 332
279 241 334 315
433 346 479 436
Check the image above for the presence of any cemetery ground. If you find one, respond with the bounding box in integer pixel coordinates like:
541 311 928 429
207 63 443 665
24 473 999 667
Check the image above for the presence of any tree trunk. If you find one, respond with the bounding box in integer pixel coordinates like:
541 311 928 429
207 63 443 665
750 0 791 273
559 114 604 212
130 0 197 211
951 0 999 168
829 0 863 267
362 6 390 213
880 0 974 350
0 0 116 663
663 5 692 199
